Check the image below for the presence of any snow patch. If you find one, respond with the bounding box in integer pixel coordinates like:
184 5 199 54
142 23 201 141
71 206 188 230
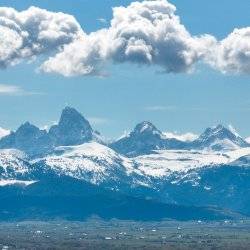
163 132 198 142
42 142 142 185
136 150 230 177
228 124 241 138
245 137 250 143
0 180 37 186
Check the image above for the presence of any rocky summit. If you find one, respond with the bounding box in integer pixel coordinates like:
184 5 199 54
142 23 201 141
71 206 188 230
0 107 250 221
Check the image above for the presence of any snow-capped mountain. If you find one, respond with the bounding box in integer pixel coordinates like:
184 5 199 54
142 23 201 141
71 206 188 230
110 121 186 157
1 107 250 219
0 122 53 157
189 125 249 151
1 140 250 218
0 107 103 157
49 107 99 146
0 149 32 180
135 147 250 178
33 142 149 190
110 123 249 157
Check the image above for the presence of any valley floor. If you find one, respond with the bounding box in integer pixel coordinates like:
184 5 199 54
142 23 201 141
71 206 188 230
0 220 250 250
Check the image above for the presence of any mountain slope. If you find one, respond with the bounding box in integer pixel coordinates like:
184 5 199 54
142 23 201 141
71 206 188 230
190 125 249 151
1 142 250 218
0 149 33 180
0 107 250 220
0 107 105 158
157 164 250 216
33 142 149 190
49 107 95 146
110 121 186 157
0 122 53 157
0 176 236 221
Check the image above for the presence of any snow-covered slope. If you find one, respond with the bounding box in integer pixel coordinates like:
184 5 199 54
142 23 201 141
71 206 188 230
110 121 186 157
136 150 229 177
0 180 36 187
136 147 250 178
2 142 250 184
1 140 250 217
190 125 249 151
0 149 35 185
34 142 250 186
34 142 148 189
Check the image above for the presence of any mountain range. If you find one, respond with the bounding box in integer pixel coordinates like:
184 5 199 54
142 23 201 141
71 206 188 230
0 107 250 221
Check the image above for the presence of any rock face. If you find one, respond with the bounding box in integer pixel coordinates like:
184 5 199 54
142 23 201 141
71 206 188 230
110 121 186 157
0 107 250 220
189 125 249 151
0 122 53 157
0 107 99 157
49 107 94 146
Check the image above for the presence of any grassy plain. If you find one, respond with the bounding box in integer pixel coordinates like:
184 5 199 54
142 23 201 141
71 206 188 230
0 219 250 249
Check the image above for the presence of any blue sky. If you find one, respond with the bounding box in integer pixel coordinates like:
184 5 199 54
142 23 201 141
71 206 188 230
0 0 250 139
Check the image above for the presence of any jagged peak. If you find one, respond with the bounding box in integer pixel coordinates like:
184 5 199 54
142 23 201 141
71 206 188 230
51 106 93 134
133 121 161 135
60 106 87 123
16 122 40 133
194 124 248 150
48 107 95 146
201 124 241 139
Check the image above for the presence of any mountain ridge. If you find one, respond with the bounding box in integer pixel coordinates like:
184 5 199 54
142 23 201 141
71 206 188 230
0 107 250 220
0 107 249 158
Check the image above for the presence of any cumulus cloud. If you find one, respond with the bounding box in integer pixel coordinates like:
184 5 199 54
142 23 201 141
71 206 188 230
40 30 108 76
41 0 215 76
0 6 82 68
163 131 198 142
0 0 250 76
206 28 250 74
107 0 214 72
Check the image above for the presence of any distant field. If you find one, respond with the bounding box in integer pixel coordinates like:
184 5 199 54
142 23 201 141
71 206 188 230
0 220 250 249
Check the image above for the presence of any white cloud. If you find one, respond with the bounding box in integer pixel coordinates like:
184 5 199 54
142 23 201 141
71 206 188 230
88 117 110 125
0 1 249 77
117 130 130 140
41 0 215 76
0 84 22 94
0 127 10 139
0 84 41 96
163 131 198 142
0 6 82 68
40 31 108 77
145 105 177 111
206 28 250 74
40 121 57 132
97 18 107 24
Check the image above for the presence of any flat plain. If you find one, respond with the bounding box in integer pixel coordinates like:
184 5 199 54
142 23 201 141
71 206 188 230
0 220 250 250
